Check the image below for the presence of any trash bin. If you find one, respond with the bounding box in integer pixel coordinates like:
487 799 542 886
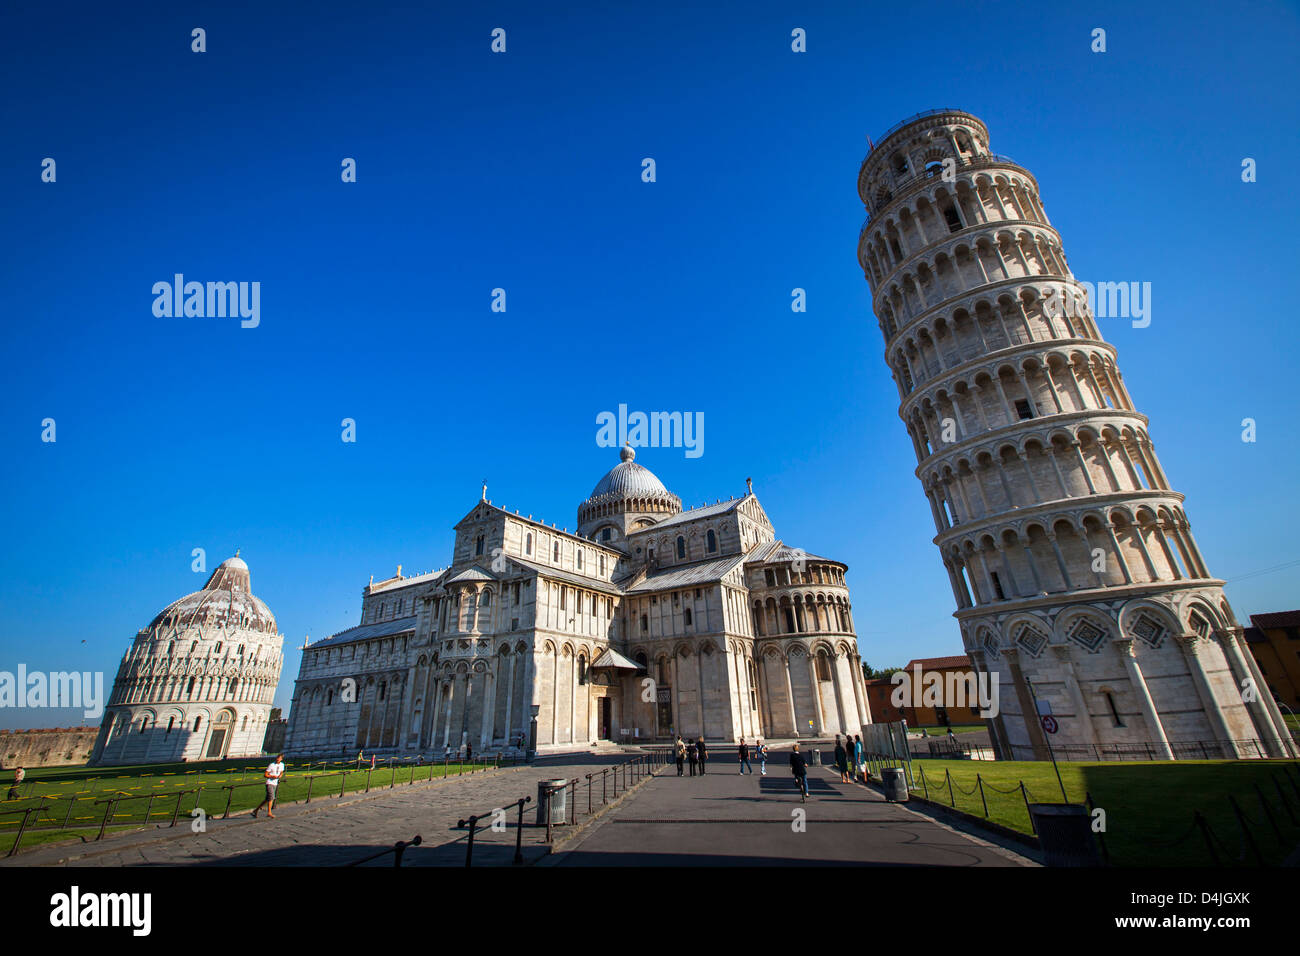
881 767 909 802
1027 804 1103 867
537 779 568 826
808 749 821 766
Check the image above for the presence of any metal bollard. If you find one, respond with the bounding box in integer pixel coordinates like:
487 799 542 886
513 796 530 866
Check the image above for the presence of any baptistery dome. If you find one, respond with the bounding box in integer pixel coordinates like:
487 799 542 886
149 554 277 634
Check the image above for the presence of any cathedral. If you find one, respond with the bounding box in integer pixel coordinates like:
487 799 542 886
285 448 870 756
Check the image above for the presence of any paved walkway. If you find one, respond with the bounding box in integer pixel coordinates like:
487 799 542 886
552 759 1037 866
2 755 637 867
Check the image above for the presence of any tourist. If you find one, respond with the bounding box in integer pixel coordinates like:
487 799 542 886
853 735 864 782
757 739 768 775
465 742 473 764
697 736 708 774
687 739 698 776
252 753 285 819
7 766 24 801
738 737 753 775
675 736 685 776
834 735 849 783
790 743 809 800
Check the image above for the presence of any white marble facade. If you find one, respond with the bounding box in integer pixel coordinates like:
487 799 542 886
90 555 285 765
285 448 871 756
858 110 1295 759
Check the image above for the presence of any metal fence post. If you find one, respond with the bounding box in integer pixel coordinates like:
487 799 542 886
8 807 36 857
170 791 186 827
1021 782 1036 834
96 798 116 841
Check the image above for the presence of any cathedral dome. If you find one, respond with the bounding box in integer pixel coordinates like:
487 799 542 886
578 447 682 538
587 446 672 500
148 553 277 634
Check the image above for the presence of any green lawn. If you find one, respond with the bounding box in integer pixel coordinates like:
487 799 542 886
896 757 1300 866
0 755 499 856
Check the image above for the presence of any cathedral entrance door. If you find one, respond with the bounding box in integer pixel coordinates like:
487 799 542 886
599 698 612 740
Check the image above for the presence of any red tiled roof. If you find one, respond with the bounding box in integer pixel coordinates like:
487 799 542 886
1250 611 1300 629
902 655 971 671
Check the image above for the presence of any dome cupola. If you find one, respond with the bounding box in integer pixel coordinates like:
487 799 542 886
577 446 681 542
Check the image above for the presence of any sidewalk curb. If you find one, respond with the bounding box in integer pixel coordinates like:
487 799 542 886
532 765 668 864
861 774 1042 855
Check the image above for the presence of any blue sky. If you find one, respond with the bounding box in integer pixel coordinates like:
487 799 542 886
1 1 1297 729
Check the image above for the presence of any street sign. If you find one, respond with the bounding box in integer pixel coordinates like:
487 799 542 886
1041 714 1059 735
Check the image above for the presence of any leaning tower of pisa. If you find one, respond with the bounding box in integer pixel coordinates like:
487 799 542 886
857 109 1294 760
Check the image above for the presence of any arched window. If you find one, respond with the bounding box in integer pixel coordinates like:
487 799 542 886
676 536 686 559
640 614 648 633
706 530 717 553
378 681 386 701
684 607 693 626
481 590 492 607
577 550 583 570
553 542 560 563
599 555 606 575
526 533 533 555
601 528 611 542
816 652 833 682
578 655 588 685
476 534 485 556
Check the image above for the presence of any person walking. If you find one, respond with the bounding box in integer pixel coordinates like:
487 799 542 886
696 736 708 774
853 735 864 782
687 739 698 776
675 736 686 776
252 753 285 819
7 766 24 801
834 735 850 783
757 739 768 775
790 743 809 801
738 737 753 774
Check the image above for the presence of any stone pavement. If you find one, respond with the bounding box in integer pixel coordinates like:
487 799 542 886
550 758 1038 866
1 754 641 867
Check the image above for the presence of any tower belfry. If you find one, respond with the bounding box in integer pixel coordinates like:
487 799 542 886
858 109 1294 760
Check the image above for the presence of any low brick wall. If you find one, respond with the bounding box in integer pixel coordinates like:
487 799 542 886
1 727 98 769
